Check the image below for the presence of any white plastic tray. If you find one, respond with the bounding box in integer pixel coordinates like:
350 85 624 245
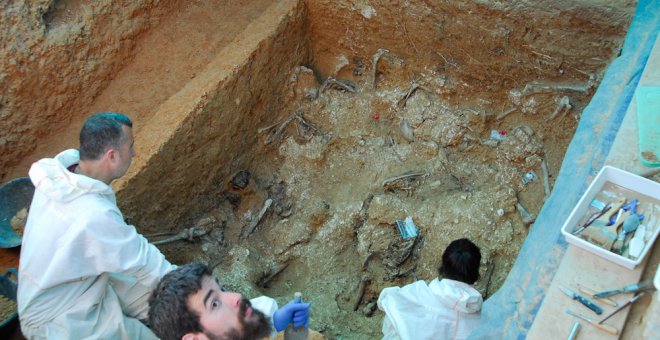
561 166 660 269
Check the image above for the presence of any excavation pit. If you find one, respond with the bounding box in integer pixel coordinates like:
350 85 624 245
0 0 637 338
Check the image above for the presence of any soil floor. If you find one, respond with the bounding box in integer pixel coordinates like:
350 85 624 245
1 1 626 339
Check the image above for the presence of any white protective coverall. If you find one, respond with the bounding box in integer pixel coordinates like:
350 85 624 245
250 296 279 338
377 278 482 340
18 149 176 339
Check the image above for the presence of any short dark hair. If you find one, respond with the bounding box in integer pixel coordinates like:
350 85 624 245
149 263 210 340
438 238 481 284
79 112 132 160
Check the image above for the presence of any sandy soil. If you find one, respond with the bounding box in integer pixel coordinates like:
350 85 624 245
3 0 275 181
0 0 636 339
161 59 589 338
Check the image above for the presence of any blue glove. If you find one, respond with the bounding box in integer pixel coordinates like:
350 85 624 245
272 300 311 332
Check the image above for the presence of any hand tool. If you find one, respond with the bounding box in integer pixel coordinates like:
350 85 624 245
573 204 611 234
611 214 640 252
579 197 626 248
565 309 618 336
567 322 581 340
560 286 603 314
600 210 631 249
598 292 644 324
578 285 617 307
593 279 655 299
591 197 626 228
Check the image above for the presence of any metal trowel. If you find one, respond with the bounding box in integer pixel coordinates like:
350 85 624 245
593 279 656 299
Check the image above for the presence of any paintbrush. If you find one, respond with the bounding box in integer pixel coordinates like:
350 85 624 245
598 292 644 324
565 309 618 335
574 204 611 235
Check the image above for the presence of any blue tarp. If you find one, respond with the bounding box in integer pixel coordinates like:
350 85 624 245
472 1 660 338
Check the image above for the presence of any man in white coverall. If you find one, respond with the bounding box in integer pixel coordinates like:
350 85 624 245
18 112 176 339
148 263 312 340
377 238 482 340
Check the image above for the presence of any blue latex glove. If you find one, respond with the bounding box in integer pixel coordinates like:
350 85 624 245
609 199 644 224
272 300 311 332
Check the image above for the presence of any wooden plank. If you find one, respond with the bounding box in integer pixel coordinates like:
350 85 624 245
527 245 647 339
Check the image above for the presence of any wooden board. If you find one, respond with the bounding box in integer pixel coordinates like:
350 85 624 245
527 245 648 339
529 29 660 340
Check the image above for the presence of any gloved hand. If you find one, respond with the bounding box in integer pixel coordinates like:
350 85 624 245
272 300 311 332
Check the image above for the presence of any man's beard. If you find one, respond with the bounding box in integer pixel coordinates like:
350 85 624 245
206 298 273 340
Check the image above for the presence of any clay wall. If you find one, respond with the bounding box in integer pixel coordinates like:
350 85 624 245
306 0 635 104
1 0 634 233
0 0 182 180
114 0 310 233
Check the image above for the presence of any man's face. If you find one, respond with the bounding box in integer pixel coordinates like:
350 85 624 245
113 125 135 179
186 275 271 340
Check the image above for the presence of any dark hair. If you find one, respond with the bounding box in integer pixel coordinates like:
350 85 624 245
438 238 481 284
149 263 211 340
79 112 132 160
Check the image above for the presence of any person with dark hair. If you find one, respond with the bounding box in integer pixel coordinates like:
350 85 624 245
377 238 483 340
148 263 312 340
18 112 175 339
439 238 482 285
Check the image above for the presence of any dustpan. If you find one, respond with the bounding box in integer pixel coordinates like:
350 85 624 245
0 268 18 338
0 177 34 248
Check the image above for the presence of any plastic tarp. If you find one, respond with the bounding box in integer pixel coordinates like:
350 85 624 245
471 1 660 338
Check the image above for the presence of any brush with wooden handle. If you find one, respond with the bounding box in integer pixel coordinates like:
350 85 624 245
611 214 640 253
565 309 619 336
580 197 627 249
578 285 617 307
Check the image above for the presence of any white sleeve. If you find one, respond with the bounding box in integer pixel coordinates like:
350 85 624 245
72 207 174 287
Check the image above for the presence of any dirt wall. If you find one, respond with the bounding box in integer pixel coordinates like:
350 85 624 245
306 0 635 105
0 0 181 181
114 0 310 234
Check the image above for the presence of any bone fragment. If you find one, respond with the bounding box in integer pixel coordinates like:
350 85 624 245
257 112 299 145
541 158 551 200
523 82 591 95
399 119 415 142
516 202 536 226
546 96 572 121
496 107 517 120
382 172 427 188
371 48 390 90
258 111 326 145
241 198 273 239
320 77 356 93
397 80 421 108
152 227 209 245
353 275 371 311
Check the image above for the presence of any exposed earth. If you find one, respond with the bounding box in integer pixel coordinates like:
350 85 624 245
0 0 636 339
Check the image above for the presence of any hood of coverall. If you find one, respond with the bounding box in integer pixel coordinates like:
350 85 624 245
29 149 115 203
431 278 483 314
